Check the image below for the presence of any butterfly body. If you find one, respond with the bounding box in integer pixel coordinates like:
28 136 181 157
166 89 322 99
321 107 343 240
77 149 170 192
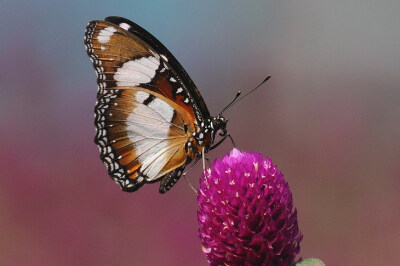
85 17 228 193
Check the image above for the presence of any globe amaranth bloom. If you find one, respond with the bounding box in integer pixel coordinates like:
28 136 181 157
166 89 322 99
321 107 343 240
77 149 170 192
197 148 302 265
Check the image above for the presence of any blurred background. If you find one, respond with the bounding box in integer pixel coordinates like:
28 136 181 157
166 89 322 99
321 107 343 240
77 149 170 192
1 0 399 265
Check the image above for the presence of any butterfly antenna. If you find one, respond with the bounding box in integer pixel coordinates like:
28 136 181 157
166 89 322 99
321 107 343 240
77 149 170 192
219 91 241 116
219 75 271 116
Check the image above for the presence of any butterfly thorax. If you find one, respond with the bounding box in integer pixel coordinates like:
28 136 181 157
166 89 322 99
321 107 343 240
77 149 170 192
210 115 228 140
185 115 228 160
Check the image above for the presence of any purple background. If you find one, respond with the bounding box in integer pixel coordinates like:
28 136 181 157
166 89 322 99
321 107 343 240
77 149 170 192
1 1 399 265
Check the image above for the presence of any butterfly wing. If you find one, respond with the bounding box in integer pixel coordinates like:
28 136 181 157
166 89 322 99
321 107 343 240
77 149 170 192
95 88 193 192
85 17 211 192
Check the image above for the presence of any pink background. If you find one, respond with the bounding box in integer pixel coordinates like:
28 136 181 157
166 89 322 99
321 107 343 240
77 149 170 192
1 1 399 265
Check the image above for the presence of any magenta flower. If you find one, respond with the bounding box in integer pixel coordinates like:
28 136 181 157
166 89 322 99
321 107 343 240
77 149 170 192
197 148 302 265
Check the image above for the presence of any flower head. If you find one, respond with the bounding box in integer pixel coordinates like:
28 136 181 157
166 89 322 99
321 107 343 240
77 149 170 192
197 148 302 265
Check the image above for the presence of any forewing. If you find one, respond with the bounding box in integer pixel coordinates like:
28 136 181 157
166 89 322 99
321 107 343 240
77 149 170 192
84 17 210 125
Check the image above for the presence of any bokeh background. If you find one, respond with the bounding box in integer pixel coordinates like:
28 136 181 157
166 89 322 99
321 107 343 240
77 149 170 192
1 0 399 265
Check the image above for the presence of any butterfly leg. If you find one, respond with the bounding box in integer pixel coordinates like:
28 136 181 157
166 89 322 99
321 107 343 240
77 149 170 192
209 133 236 151
227 134 236 147
182 158 200 194
181 151 209 194
209 136 226 150
183 175 197 194
202 148 206 173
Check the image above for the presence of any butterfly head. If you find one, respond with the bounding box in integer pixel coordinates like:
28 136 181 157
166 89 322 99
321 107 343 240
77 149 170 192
211 115 228 140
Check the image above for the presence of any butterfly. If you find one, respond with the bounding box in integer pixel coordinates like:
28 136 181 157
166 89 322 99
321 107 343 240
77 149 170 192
84 16 234 193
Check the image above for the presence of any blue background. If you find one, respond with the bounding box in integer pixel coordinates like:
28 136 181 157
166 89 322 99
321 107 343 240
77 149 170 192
1 1 399 265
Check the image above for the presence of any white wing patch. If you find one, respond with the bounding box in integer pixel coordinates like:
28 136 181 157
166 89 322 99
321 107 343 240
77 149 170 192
139 140 170 179
134 91 174 123
126 91 182 181
114 56 160 86
147 98 174 123
97 26 117 43
119 22 131 31
135 91 150 103
127 104 171 138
